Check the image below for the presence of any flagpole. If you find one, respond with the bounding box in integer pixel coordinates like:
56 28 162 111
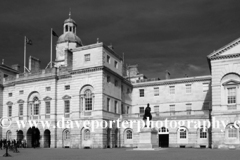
24 36 26 73
50 28 53 68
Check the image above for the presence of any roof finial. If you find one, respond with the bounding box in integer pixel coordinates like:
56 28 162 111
97 38 99 43
2 59 4 65
69 8 71 18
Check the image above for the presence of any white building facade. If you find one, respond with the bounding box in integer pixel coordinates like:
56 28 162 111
0 16 240 149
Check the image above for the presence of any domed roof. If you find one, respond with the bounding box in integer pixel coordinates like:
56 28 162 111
64 18 77 25
57 32 83 46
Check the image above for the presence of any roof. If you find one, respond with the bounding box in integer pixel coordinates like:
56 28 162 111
57 32 83 46
0 64 19 74
64 18 77 26
208 37 240 59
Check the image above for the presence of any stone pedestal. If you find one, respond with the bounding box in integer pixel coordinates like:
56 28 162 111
137 128 158 149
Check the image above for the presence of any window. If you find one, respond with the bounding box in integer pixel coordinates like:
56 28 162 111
84 54 90 62
114 61 118 68
154 106 159 112
65 25 68 32
180 129 187 139
19 104 23 116
45 101 50 114
139 107 144 114
186 84 191 93
200 127 207 139
227 87 236 104
85 89 93 111
228 125 237 138
34 104 39 115
64 100 70 114
126 130 132 139
64 130 70 140
8 93 12 97
139 89 144 97
169 86 175 94
115 79 118 87
107 98 110 112
65 85 70 90
19 90 24 95
46 87 51 91
203 102 209 110
107 76 110 83
170 105 175 116
186 104 192 115
154 87 159 96
107 55 110 64
33 97 40 115
84 129 91 140
121 104 124 114
8 106 12 117
127 88 130 94
127 106 130 114
115 101 118 113
203 83 209 92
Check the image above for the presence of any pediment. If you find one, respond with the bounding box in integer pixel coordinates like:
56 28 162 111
62 95 71 100
208 38 240 59
6 101 13 105
17 99 25 103
43 96 52 101
222 80 240 86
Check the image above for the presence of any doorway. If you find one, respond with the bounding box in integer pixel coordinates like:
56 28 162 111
159 127 169 148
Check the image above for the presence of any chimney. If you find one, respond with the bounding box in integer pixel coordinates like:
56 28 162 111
165 70 170 79
11 64 20 71
29 56 41 72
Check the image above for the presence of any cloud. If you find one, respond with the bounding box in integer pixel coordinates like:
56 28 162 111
188 64 203 72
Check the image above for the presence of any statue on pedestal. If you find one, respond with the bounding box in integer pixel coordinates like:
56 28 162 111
143 103 152 127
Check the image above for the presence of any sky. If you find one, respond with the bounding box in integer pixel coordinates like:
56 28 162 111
1 0 240 79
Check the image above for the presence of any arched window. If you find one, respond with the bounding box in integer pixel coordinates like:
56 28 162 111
200 127 207 139
65 25 68 32
179 129 187 139
159 127 169 133
6 130 12 140
84 129 90 140
33 97 40 115
63 130 70 140
126 130 132 139
227 124 238 138
85 89 93 111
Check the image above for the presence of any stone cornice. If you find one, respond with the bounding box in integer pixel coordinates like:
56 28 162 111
208 37 240 58
71 42 123 61
133 75 211 88
3 75 57 87
209 53 240 61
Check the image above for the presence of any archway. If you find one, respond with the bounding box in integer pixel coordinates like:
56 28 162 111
159 127 169 147
6 130 12 140
27 127 40 148
44 129 51 148
114 128 118 148
107 128 111 148
17 130 24 142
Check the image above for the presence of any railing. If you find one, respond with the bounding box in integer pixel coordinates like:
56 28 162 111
122 110 209 119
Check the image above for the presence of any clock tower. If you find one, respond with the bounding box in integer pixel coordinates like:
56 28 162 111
55 12 83 67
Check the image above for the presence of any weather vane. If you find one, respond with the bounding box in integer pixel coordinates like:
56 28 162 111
69 8 71 18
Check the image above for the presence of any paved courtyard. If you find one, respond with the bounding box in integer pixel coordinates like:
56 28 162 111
0 148 240 160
